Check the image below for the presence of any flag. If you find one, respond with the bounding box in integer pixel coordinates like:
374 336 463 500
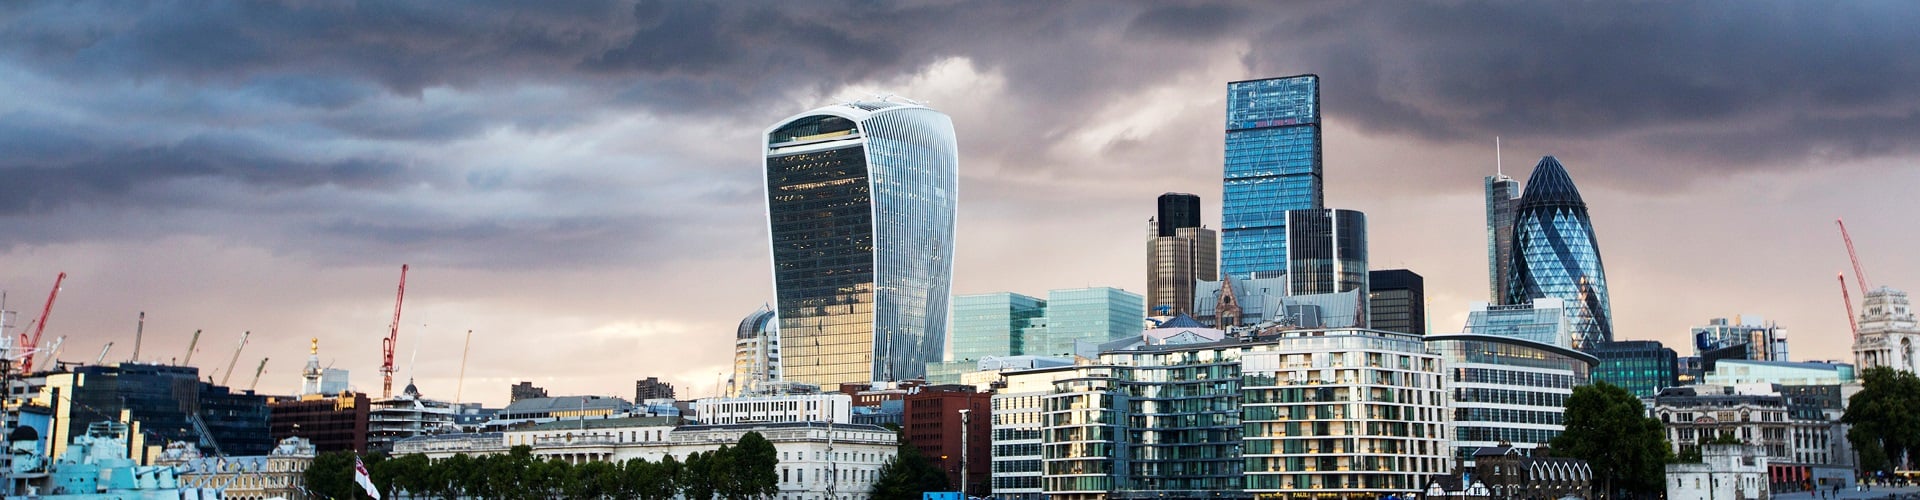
354 456 381 499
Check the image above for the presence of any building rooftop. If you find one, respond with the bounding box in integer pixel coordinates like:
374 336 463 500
501 395 632 413
524 416 679 432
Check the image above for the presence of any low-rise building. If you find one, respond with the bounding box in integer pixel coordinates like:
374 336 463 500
1667 444 1769 500
695 392 851 425
1426 333 1596 465
485 395 631 429
368 381 457 453
167 436 317 500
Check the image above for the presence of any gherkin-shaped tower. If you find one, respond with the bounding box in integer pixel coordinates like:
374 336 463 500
1505 156 1612 350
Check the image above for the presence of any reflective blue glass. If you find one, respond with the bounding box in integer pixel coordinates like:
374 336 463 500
1504 157 1612 350
1222 75 1322 279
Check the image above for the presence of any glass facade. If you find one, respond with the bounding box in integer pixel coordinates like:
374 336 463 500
1425 334 1597 463
1462 298 1575 349
1148 226 1217 316
1284 209 1367 297
765 101 957 387
1590 340 1679 398
1505 156 1612 350
1033 288 1144 357
1367 269 1425 335
1485 174 1521 304
1223 75 1322 280
950 292 1048 361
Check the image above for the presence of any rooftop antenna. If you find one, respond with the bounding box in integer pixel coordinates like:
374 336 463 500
1496 136 1503 176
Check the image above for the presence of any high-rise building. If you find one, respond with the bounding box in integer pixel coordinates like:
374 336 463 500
269 392 371 454
1030 287 1144 357
1426 334 1596 463
763 98 959 387
1590 340 1678 398
1506 156 1613 350
1148 193 1217 316
635 377 675 402
950 292 1048 362
1154 192 1202 238
1852 287 1920 372
902 386 991 496
732 307 781 397
1486 173 1522 304
1368 269 1425 335
1284 208 1367 297
1222 75 1323 280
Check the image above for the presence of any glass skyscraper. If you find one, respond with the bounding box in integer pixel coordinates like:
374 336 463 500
1148 192 1216 316
1505 156 1613 350
1283 208 1367 297
1485 173 1521 304
763 99 958 388
1222 75 1322 280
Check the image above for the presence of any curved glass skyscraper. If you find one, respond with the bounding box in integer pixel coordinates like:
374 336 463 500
1505 156 1612 350
763 99 957 388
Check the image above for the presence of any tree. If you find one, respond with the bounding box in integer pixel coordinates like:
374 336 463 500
872 441 950 500
683 450 720 500
1551 381 1672 499
1843 366 1920 473
305 451 358 498
729 432 780 500
375 453 432 497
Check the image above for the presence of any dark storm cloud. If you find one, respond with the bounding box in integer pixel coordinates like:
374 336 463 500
0 131 416 215
5 0 1919 268
1243 2 1920 168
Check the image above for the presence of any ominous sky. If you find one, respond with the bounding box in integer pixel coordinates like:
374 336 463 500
3 1 1917 406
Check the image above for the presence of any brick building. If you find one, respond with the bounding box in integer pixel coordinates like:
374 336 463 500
903 385 990 496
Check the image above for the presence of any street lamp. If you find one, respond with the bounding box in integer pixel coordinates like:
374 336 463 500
959 408 972 499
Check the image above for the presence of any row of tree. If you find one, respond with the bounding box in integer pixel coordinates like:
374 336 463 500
306 432 778 500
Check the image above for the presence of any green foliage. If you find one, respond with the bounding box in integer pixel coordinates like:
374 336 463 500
1551 381 1673 498
1843 366 1920 474
301 432 784 500
872 442 951 500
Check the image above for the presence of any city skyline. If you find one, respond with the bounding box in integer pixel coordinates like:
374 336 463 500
2 2 1918 406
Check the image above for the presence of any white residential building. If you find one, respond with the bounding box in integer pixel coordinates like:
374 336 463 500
1667 444 1769 500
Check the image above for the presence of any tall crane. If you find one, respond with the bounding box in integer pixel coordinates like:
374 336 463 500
455 329 472 404
1837 218 1872 294
249 357 269 392
1840 273 1861 340
182 330 203 366
220 331 250 387
382 265 409 399
131 312 145 363
94 342 114 365
20 272 66 374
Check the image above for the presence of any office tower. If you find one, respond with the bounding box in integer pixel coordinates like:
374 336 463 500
764 98 959 387
1462 298 1576 349
1147 193 1217 316
1853 287 1920 372
1486 173 1521 303
950 292 1048 361
1590 340 1678 398
1506 156 1613 350
1427 334 1595 464
1368 269 1425 335
1154 192 1202 237
1284 208 1367 297
1032 287 1144 356
732 306 781 397
1222 75 1323 280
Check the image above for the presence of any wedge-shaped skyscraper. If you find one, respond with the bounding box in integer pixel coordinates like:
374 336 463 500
1506 156 1613 350
763 99 958 388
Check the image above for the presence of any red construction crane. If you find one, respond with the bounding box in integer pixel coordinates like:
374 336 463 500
21 272 66 374
382 265 409 399
1840 273 1860 340
1837 218 1871 294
